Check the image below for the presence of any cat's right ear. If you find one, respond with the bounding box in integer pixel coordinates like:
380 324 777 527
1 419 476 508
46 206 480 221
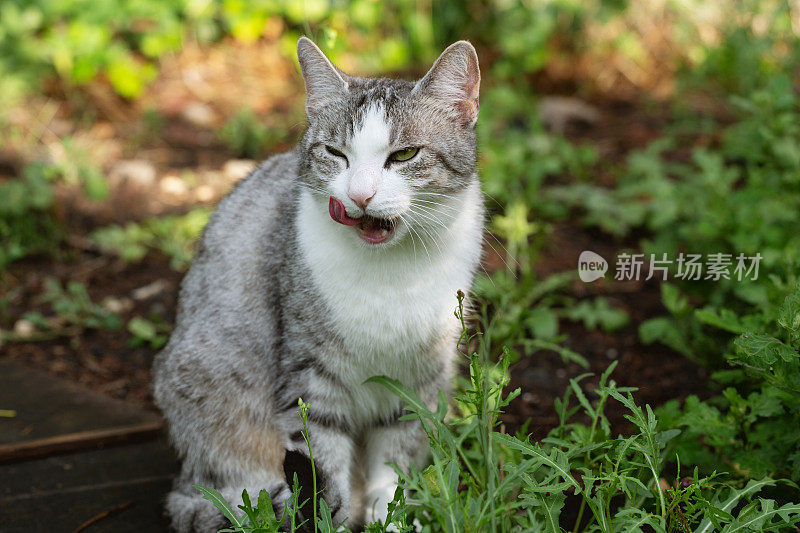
297 37 348 120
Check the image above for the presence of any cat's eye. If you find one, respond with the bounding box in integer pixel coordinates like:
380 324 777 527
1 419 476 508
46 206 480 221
325 145 347 160
388 147 420 163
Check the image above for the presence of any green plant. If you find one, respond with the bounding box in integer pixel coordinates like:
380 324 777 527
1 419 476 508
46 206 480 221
218 110 283 159
0 162 61 268
2 278 121 342
49 137 109 200
659 283 800 488
549 69 800 363
89 208 211 271
127 314 171 349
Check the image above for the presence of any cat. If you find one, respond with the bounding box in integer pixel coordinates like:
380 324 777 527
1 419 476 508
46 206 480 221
152 36 484 532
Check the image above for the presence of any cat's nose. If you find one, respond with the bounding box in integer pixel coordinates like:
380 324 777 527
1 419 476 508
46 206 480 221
348 190 375 209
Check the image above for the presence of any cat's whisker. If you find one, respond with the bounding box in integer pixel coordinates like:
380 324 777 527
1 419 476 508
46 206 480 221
411 207 500 283
414 201 513 272
410 197 460 213
409 202 457 222
408 207 452 236
410 215 445 259
396 213 418 265
404 217 433 266
483 230 513 264
480 233 514 272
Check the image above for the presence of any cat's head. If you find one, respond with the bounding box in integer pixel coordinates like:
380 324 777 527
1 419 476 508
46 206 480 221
296 37 480 247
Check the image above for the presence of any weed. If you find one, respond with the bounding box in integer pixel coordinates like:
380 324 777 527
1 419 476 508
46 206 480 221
89 208 211 271
1 278 120 343
218 110 284 159
0 163 61 268
127 314 171 349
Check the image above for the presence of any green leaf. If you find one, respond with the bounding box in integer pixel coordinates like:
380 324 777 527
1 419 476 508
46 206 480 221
525 306 559 339
256 488 277 524
239 489 260 526
526 491 564 532
778 285 800 340
194 485 242 527
694 478 776 533
525 338 589 368
365 376 434 418
128 316 157 340
695 307 746 334
733 333 797 366
662 283 689 315
492 433 581 492
721 501 800 532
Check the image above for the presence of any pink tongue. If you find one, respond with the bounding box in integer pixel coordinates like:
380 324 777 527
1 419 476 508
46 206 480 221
328 196 362 226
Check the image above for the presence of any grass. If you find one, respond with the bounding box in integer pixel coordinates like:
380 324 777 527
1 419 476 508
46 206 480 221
198 293 800 531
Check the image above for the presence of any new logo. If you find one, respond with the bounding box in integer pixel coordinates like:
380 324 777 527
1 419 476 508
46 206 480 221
578 250 608 282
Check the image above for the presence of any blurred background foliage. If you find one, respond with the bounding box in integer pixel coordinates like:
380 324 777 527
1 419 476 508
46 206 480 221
2 0 800 512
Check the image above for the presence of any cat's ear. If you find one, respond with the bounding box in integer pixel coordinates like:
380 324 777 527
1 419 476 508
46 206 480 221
413 41 480 126
297 36 349 119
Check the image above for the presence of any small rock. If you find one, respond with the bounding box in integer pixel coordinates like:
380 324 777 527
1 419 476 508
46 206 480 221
13 319 36 337
131 279 171 301
223 159 257 183
109 159 157 188
103 296 134 314
195 184 216 202
182 102 217 128
160 175 188 196
539 96 600 132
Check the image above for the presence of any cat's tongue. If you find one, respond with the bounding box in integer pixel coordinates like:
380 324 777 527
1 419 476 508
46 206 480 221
328 196 362 226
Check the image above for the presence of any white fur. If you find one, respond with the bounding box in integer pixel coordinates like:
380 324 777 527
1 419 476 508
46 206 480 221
296 179 483 426
331 104 412 222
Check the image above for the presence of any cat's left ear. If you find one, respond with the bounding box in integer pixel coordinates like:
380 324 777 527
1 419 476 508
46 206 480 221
413 41 480 126
297 36 349 120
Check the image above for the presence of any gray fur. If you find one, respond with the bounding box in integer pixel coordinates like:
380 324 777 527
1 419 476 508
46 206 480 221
153 38 483 532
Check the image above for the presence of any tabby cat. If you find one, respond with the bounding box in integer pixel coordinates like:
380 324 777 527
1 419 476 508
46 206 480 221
153 36 483 532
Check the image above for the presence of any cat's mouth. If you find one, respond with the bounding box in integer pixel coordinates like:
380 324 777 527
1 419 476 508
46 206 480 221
328 196 396 244
355 215 395 244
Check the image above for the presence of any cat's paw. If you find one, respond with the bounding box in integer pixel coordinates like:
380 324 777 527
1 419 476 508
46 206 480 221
363 484 396 526
166 491 230 533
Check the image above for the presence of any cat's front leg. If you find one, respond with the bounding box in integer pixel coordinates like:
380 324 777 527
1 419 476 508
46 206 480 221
362 421 428 527
284 421 354 529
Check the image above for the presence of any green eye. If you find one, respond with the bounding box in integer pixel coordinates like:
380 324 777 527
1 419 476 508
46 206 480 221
389 147 419 163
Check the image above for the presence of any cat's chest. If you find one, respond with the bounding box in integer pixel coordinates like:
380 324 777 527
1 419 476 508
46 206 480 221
294 189 481 385
324 266 448 353
296 219 467 361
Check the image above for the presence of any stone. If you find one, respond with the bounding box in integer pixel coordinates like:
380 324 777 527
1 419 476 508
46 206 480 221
108 159 157 189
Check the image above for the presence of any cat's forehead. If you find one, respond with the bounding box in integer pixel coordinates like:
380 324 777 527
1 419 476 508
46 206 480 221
311 77 414 144
347 78 414 136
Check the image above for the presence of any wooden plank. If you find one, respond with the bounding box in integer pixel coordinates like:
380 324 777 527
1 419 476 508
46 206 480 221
0 359 163 460
0 438 179 532
0 421 163 464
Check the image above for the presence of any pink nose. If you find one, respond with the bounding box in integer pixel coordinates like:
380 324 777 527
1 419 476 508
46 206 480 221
348 191 375 209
